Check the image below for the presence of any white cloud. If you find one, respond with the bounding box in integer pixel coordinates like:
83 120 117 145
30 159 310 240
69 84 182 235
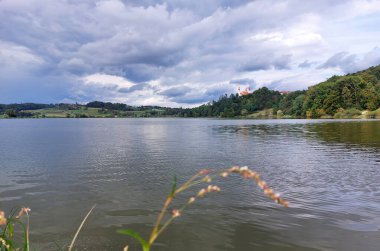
249 29 323 47
0 41 44 71
82 73 135 89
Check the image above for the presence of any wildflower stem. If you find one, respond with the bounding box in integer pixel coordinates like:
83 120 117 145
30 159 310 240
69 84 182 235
149 173 202 246
68 204 96 251
174 173 201 194
145 166 288 250
2 208 18 237
149 196 173 246
25 210 30 251
151 197 194 243
175 178 206 194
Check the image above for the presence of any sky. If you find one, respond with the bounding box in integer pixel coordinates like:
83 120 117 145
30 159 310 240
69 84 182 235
1 0 380 107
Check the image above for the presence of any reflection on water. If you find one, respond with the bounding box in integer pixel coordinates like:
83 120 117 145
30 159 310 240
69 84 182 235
0 119 379 251
309 121 380 148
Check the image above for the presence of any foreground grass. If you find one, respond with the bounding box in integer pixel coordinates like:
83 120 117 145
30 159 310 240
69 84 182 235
1 166 288 251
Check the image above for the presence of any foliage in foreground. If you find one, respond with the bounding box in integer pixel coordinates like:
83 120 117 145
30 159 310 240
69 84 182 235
0 166 288 251
118 166 288 251
0 207 30 251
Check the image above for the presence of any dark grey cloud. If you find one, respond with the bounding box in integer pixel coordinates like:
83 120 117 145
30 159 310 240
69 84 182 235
123 0 251 16
359 47 380 70
205 88 228 98
319 47 380 73
298 60 312 68
158 85 221 104
169 95 212 104
267 80 307 91
318 52 357 71
118 83 152 93
157 83 234 104
240 54 292 72
0 74 73 103
1 0 380 105
158 86 192 97
229 78 257 93
205 85 234 100
230 78 256 86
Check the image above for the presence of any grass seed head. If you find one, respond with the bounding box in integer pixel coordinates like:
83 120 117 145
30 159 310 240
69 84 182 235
172 209 181 218
0 210 6 226
0 237 10 249
240 166 249 171
16 207 31 219
199 169 210 175
197 188 207 197
203 176 212 183
228 166 240 173
188 197 196 204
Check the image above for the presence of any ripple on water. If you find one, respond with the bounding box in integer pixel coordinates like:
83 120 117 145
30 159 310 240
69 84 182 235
0 118 379 251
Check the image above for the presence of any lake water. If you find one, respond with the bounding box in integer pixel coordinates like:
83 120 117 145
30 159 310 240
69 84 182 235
0 118 379 251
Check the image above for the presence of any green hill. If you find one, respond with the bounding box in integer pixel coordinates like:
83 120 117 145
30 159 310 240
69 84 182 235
193 64 380 118
302 65 380 118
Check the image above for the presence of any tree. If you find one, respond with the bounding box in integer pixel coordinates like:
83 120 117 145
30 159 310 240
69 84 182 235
5 109 17 118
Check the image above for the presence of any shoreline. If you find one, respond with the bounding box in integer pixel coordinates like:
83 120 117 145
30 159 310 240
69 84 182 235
1 116 380 120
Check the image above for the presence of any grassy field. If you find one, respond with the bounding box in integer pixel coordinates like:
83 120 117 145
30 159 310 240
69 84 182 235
20 107 167 118
244 108 275 119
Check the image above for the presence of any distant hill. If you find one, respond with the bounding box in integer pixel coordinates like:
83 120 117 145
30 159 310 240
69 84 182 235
192 64 380 118
302 65 380 118
191 87 284 117
1 65 380 119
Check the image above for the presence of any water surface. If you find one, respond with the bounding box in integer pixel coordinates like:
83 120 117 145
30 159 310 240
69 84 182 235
0 119 379 251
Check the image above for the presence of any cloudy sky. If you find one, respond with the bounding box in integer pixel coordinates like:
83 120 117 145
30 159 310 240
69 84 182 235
1 0 380 106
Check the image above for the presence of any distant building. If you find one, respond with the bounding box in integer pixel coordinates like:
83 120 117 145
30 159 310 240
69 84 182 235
238 87 251 96
279 91 291 95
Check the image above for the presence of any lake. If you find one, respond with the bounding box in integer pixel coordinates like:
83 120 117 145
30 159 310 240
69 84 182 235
0 118 379 251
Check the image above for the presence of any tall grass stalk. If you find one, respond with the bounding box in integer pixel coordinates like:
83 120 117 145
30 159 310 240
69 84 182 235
68 204 96 251
118 166 289 251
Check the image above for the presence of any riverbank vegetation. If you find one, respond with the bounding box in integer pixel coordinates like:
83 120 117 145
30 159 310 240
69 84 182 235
1 65 380 119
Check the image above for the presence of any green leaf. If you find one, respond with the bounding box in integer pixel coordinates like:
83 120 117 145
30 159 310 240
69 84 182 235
23 224 28 251
170 175 177 197
117 229 149 250
8 223 14 238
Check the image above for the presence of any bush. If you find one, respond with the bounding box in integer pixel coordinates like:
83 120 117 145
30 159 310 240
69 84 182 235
4 109 17 118
366 108 380 119
334 108 362 119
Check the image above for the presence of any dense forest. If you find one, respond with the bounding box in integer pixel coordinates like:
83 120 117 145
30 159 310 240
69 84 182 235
192 64 380 118
1 65 380 119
